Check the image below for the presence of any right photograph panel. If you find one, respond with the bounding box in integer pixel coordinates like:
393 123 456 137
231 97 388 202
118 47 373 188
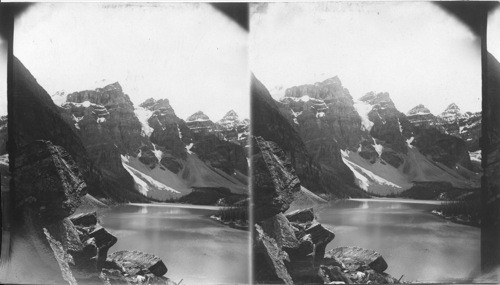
250 2 483 284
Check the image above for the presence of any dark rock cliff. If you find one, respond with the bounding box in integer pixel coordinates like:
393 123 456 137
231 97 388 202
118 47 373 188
10 140 174 284
12 57 146 202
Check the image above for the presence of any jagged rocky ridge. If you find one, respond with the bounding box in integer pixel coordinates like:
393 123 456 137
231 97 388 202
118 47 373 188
252 136 399 284
8 140 175 285
49 75 247 203
272 74 480 195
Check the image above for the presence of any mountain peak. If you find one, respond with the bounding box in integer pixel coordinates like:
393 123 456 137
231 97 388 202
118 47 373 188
443 103 461 114
187 111 211 122
318 76 342 86
439 102 462 123
407 104 432 116
223 109 239 119
359 91 394 107
87 80 122 92
139 98 172 110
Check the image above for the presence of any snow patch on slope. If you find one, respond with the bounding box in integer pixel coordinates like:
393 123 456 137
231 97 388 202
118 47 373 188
372 138 383 157
341 150 401 191
469 150 481 163
406 137 415 148
134 107 154 137
353 101 374 132
186 143 194 154
152 144 163 163
121 155 180 196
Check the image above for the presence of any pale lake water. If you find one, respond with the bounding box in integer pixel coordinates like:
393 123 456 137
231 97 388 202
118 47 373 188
315 198 480 283
100 203 250 285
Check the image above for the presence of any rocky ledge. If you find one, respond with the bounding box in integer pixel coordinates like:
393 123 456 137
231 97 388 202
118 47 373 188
13 140 176 285
255 207 400 284
253 135 400 284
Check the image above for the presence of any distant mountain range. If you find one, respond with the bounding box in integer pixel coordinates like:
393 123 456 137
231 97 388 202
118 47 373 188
259 75 481 196
7 57 249 204
3 57 482 202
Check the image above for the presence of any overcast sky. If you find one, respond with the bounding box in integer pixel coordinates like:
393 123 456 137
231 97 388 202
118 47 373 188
14 3 249 121
489 5 500 61
251 2 482 115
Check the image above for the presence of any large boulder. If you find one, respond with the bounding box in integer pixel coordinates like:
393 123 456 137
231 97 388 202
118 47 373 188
108 250 168 277
285 208 315 223
260 213 300 251
252 137 301 222
327 246 388 273
14 140 87 222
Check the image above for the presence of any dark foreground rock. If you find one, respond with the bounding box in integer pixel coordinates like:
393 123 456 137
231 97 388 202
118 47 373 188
252 136 300 222
327 246 388 273
252 136 399 284
108 250 168 276
14 140 87 222
13 140 175 285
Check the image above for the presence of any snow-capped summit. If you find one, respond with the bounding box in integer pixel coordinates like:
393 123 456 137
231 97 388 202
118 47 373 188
51 90 67 106
186 111 216 134
407 104 431 116
406 104 438 128
217 110 240 130
186 111 211 122
439 103 461 123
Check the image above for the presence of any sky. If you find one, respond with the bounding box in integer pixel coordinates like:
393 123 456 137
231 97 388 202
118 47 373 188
14 3 249 121
250 2 482 115
489 5 500 61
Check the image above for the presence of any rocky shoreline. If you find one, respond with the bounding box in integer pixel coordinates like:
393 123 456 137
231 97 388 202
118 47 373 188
12 140 177 285
252 136 401 284
431 209 480 228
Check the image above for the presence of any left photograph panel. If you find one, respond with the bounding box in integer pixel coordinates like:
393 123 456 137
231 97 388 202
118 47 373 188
1 3 250 285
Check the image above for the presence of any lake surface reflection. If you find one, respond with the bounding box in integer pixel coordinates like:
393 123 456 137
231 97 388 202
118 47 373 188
100 203 249 285
314 198 480 282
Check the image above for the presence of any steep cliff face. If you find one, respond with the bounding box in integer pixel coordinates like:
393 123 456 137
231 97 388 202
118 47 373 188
252 74 366 198
65 82 145 156
281 76 364 149
12 57 146 203
141 98 190 172
358 92 413 168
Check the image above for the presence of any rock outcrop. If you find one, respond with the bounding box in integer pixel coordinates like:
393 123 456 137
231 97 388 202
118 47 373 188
14 141 87 222
252 137 301 222
252 137 397 284
11 140 174 285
